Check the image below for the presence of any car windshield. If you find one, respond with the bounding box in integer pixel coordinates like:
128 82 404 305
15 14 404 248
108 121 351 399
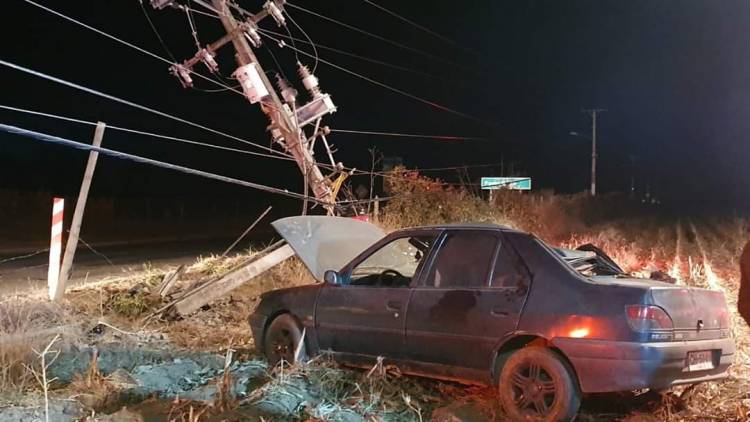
350 236 434 281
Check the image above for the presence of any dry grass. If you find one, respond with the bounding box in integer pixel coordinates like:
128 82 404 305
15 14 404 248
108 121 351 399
246 354 438 420
0 296 70 393
67 349 121 412
3 170 749 420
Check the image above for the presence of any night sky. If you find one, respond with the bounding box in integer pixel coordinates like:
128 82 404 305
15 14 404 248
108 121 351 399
2 1 749 213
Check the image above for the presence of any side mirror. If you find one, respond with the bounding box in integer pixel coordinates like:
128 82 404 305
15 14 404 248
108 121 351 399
324 270 341 285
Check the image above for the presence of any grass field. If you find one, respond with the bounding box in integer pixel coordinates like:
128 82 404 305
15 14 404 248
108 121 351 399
1 170 748 421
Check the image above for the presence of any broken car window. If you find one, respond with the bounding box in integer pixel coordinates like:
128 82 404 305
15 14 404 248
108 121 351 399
349 235 436 287
491 242 526 288
425 231 497 288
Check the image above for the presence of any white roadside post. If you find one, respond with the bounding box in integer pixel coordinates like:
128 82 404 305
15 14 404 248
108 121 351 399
47 197 64 300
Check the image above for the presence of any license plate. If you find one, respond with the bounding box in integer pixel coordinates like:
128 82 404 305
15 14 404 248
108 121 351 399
687 350 714 371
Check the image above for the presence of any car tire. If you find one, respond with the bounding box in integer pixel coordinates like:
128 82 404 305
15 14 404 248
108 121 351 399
263 313 307 367
498 346 581 422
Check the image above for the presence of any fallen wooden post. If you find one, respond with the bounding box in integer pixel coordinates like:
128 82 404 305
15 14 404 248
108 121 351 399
173 242 294 316
157 264 186 298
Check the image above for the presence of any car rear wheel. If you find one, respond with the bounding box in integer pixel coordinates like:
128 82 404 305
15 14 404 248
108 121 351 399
263 314 306 366
498 346 581 422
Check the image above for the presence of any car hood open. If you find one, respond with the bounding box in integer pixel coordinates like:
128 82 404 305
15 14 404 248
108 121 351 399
271 216 386 281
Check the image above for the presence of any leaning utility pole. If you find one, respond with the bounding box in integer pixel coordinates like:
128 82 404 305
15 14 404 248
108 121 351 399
153 0 341 209
214 0 331 200
583 108 605 196
54 122 106 301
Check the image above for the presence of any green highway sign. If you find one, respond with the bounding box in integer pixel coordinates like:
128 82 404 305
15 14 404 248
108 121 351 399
480 177 532 190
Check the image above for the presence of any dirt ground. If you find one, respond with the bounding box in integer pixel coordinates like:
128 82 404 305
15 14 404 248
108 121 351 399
1 216 749 421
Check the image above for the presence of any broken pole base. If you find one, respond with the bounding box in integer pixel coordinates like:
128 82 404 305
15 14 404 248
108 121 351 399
173 243 295 316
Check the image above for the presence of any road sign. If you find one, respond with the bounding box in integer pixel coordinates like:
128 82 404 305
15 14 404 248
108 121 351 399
481 177 532 190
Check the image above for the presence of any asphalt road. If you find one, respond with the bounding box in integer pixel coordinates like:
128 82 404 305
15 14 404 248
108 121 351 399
0 237 259 294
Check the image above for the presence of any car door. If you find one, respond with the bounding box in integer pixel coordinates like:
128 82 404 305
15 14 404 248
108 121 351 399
315 232 438 358
405 230 531 371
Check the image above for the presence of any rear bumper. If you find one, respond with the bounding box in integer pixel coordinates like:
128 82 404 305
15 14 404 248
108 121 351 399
552 337 735 393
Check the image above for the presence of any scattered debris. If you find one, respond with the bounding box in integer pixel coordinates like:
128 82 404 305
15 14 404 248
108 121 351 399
0 399 85 422
171 242 294 317
156 264 185 298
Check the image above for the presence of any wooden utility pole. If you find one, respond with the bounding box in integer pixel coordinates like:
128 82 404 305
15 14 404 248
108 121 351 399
211 0 332 205
54 122 105 301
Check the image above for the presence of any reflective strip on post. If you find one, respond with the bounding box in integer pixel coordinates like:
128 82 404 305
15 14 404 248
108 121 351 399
47 197 64 300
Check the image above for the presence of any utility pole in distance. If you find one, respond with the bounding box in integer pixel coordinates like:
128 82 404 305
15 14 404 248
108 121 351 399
583 108 605 196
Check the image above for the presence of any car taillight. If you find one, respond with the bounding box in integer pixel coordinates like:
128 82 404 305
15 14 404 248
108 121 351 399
625 305 673 332
719 309 733 337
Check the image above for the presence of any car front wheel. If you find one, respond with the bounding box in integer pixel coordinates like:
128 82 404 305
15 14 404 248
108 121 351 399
498 346 581 422
263 314 306 366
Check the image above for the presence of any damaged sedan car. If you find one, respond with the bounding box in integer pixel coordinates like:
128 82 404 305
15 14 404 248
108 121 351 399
250 217 735 421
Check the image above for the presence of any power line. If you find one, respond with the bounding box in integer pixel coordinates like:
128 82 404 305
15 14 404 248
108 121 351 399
180 3 220 20
283 8 319 73
0 104 299 163
361 0 479 56
20 0 244 96
139 0 176 61
409 163 503 172
258 28 448 81
0 105 506 193
0 123 330 205
258 31 494 127
0 59 291 159
331 129 493 142
185 0 202 50
286 2 473 73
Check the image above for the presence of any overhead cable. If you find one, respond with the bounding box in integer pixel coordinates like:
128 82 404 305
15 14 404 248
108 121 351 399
0 59 290 158
258 32 495 127
259 28 447 81
0 123 328 205
331 129 493 142
361 0 479 56
0 104 299 163
20 0 244 96
139 0 177 61
286 2 473 72
284 9 319 73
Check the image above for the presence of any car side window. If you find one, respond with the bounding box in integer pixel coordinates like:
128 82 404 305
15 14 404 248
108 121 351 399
348 235 436 288
424 231 498 288
490 242 527 288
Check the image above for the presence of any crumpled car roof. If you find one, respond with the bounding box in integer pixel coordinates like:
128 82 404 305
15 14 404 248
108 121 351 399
272 216 386 281
554 248 596 261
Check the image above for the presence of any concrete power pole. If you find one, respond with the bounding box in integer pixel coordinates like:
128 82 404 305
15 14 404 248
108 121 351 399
154 0 339 209
211 0 332 204
583 108 605 196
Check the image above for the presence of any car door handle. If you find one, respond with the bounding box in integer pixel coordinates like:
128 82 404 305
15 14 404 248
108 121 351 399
386 300 402 311
491 308 509 317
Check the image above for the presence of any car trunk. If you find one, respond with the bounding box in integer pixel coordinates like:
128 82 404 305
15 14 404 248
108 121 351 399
590 276 730 340
649 286 728 340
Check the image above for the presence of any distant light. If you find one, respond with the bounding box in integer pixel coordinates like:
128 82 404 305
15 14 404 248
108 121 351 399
568 327 590 338
569 131 579 136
